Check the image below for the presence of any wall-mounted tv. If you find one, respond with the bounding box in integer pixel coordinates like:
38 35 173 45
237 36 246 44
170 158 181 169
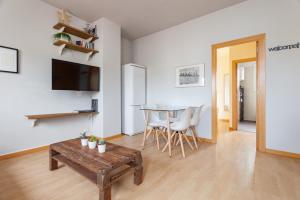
52 59 100 91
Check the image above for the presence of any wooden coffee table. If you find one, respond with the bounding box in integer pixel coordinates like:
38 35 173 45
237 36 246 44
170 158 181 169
49 139 143 200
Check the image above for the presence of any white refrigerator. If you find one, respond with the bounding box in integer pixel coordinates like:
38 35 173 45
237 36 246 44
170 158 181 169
122 64 146 136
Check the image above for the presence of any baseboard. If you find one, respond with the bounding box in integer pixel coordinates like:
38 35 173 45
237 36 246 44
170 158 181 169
101 133 124 141
0 134 124 161
185 135 214 144
0 145 49 161
265 149 300 159
197 137 215 143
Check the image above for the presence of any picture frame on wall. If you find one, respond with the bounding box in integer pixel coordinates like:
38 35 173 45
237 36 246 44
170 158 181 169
176 64 205 87
0 46 19 73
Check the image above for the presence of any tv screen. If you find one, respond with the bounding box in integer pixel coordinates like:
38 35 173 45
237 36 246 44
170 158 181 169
52 59 99 91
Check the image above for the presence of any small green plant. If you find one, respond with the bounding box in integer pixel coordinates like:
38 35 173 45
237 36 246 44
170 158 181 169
53 32 71 42
98 139 106 145
80 131 87 139
88 135 97 142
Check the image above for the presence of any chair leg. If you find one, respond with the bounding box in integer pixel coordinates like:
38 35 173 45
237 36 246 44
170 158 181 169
155 129 160 150
146 128 153 139
191 127 199 150
161 130 168 142
183 133 194 150
179 132 185 158
176 136 180 146
142 127 148 148
162 132 176 152
142 127 153 149
173 133 178 145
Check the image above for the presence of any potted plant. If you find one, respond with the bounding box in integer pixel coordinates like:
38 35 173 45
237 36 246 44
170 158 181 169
53 32 71 42
88 135 97 149
80 131 88 146
98 139 106 153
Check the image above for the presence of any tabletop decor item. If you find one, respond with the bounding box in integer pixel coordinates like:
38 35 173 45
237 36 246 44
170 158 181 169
176 64 205 87
98 139 106 153
0 46 19 73
80 131 88 146
88 135 97 149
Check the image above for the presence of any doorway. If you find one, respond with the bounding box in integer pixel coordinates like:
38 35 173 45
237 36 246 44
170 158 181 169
232 58 257 133
212 34 266 152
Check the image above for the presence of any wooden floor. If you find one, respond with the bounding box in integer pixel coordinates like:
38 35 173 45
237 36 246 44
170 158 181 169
1 130 300 200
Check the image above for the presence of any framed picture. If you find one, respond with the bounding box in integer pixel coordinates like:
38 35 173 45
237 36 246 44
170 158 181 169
0 46 19 73
176 64 205 87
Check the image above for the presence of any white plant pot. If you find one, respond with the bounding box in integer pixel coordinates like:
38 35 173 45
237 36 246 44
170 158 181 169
98 144 106 153
81 138 88 146
88 141 97 149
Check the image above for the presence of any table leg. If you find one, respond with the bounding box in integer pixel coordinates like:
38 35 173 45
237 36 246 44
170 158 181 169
134 165 143 185
99 186 111 200
98 173 111 200
167 111 172 157
129 152 143 185
49 148 58 171
142 110 149 149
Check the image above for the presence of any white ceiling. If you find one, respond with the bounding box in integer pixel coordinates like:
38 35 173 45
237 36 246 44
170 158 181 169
42 0 246 40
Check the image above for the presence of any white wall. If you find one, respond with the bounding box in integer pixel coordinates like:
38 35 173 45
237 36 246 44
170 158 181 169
217 47 230 120
0 1 121 155
121 38 133 65
133 0 300 153
0 0 96 155
92 18 121 138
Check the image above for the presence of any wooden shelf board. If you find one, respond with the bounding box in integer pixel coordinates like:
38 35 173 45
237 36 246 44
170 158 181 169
25 112 96 120
53 22 98 42
53 40 99 54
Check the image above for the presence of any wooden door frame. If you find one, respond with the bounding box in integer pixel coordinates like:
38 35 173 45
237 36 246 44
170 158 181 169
211 34 266 152
231 57 257 130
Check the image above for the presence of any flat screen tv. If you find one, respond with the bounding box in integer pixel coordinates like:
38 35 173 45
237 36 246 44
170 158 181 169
52 59 99 91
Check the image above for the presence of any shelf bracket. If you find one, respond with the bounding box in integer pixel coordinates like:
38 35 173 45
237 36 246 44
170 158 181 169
58 44 66 55
28 119 37 127
86 52 93 61
86 37 93 43
57 26 65 33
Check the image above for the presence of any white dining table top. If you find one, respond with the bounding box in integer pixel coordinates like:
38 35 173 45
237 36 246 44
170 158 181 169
139 105 187 111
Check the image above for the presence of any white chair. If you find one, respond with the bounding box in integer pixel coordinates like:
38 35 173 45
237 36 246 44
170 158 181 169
142 109 167 150
163 107 193 158
189 105 205 150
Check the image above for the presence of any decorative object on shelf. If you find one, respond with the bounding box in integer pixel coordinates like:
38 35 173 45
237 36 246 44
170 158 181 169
176 64 205 87
84 23 97 37
98 139 106 153
53 32 71 42
88 135 97 149
57 9 71 25
80 131 88 146
85 42 94 49
0 46 19 73
75 40 82 46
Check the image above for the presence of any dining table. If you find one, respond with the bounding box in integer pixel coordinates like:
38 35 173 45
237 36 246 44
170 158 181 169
140 105 187 157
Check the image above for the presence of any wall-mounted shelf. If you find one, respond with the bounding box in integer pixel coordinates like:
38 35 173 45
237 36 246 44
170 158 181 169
53 40 99 60
53 22 98 42
53 22 99 60
25 111 97 127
